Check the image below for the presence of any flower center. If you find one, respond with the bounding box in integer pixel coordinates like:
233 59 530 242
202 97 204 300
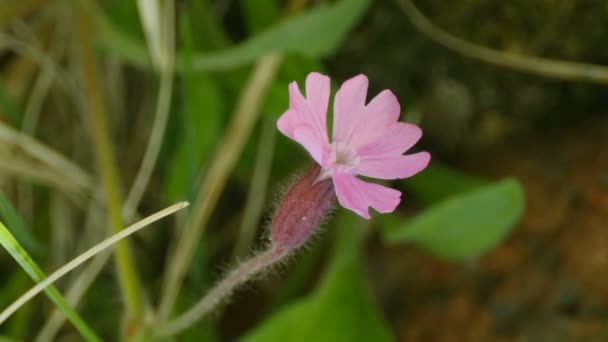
318 141 360 181
331 141 359 167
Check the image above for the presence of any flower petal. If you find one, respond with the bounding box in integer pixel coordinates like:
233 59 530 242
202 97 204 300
356 151 430 180
305 72 330 123
365 89 401 125
332 172 401 219
277 112 327 164
292 124 326 165
356 122 423 157
286 74 329 144
332 74 368 144
277 108 301 139
349 90 402 150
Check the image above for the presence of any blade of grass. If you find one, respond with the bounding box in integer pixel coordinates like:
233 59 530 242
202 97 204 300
34 251 111 342
35 194 108 342
0 202 190 328
0 191 41 254
0 153 89 205
123 0 175 220
0 213 101 341
76 5 144 322
0 121 94 193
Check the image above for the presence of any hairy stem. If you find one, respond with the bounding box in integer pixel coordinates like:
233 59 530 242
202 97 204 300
155 247 288 337
156 53 283 321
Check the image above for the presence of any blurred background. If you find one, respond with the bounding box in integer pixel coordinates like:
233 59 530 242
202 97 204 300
1 0 608 340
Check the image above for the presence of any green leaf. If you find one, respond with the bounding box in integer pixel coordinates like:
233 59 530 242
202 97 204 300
403 162 487 204
241 213 394 342
384 178 525 260
97 0 370 72
0 219 101 341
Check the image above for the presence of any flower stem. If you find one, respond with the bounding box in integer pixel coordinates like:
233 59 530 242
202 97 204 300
156 53 283 322
77 7 144 321
154 247 288 337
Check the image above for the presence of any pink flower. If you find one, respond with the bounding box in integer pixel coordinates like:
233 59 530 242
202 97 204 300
277 72 430 219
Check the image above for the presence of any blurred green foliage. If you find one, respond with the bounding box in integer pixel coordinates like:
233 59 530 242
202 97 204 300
0 0 529 340
99 0 371 71
384 178 524 260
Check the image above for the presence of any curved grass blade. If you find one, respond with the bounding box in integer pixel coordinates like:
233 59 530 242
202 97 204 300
0 191 41 254
0 221 101 341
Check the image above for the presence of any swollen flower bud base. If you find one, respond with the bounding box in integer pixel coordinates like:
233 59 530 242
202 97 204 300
270 165 335 252
155 165 335 337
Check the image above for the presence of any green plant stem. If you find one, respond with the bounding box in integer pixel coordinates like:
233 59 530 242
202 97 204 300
76 8 144 320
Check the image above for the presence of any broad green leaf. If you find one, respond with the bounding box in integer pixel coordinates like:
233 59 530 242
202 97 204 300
0 220 101 341
384 178 525 260
241 213 393 342
403 162 487 204
97 0 370 72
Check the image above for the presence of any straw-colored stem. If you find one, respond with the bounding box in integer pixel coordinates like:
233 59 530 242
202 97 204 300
123 0 175 220
76 9 143 319
34 251 111 342
156 53 283 321
122 69 173 220
155 246 288 337
0 121 93 192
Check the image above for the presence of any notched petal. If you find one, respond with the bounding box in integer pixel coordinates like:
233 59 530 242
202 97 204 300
333 172 401 219
357 151 431 180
